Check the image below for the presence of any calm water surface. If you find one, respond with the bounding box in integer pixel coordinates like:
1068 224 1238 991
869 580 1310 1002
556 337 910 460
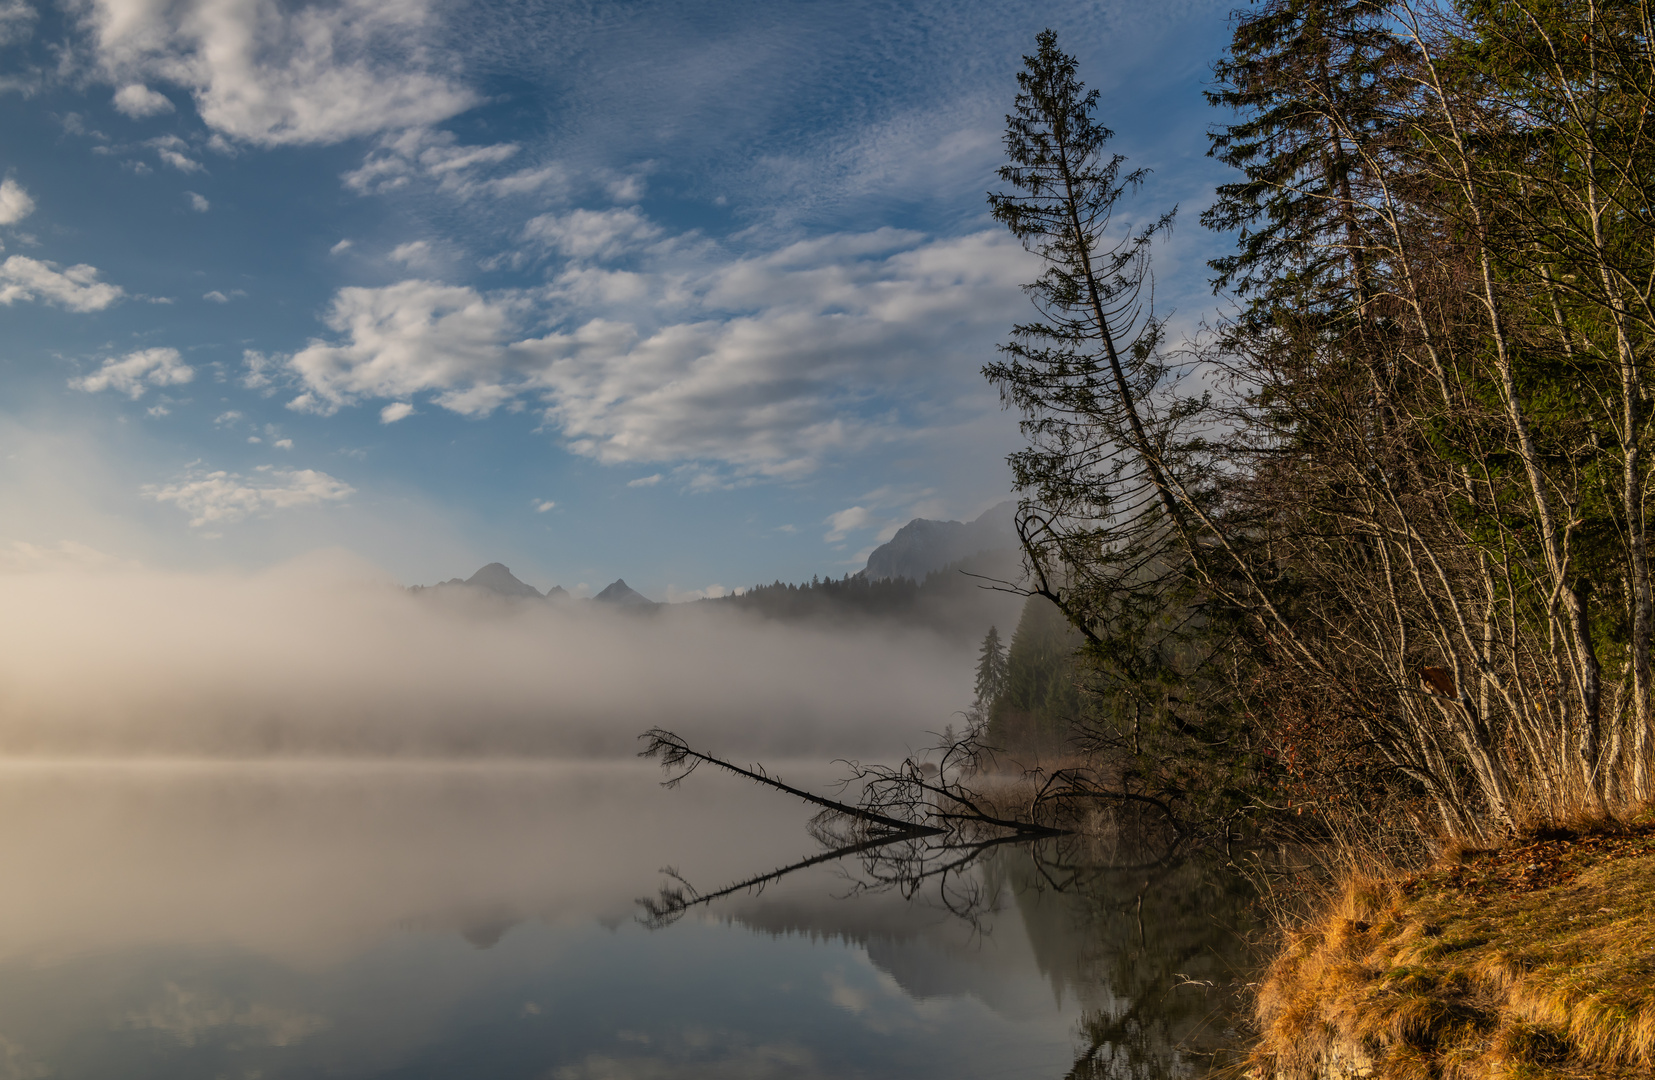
0 759 1257 1079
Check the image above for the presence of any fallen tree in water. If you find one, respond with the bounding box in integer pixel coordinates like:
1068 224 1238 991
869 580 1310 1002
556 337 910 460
634 727 1195 929
636 727 1264 1076
639 726 1190 844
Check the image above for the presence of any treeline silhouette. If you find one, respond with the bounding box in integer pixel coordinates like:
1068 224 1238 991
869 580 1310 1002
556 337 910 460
701 549 1020 642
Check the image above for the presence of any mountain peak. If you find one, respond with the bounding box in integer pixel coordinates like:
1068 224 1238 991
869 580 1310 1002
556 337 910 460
862 501 1017 582
593 578 656 607
462 563 543 599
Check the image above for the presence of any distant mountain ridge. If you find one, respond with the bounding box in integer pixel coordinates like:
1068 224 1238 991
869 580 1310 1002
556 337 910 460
862 501 1017 582
409 563 633 605
407 501 1023 626
705 546 1022 642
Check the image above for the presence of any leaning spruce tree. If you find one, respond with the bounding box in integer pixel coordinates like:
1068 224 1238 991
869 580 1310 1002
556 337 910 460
983 28 1189 640
984 31 1254 822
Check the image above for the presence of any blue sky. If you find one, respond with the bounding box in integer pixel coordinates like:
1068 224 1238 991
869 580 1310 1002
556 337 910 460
0 0 1236 598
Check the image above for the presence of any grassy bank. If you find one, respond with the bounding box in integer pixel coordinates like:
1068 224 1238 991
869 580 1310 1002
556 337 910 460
1253 813 1655 1079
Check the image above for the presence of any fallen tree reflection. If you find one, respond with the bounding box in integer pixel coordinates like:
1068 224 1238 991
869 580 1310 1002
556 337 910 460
636 727 1184 926
634 729 1257 1077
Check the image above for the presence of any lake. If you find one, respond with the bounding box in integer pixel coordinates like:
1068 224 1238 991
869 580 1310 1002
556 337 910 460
0 756 1258 1079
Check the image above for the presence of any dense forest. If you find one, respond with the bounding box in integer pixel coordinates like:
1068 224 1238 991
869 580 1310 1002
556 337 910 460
981 3 1655 850
701 548 1021 642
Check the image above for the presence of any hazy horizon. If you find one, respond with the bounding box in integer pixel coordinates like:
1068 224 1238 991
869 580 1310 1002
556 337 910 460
0 549 991 759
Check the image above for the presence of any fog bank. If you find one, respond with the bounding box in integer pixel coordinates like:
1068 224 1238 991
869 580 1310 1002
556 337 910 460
0 551 972 758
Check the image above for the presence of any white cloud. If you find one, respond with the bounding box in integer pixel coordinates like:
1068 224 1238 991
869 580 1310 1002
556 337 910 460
329 239 352 255
186 191 209 212
148 136 204 172
70 347 194 398
0 256 124 311
241 349 278 390
113 83 173 118
343 129 557 199
483 165 566 199
523 207 661 261
0 178 34 224
273 438 292 449
626 474 662 488
270 226 1032 483
388 240 432 266
378 401 413 423
605 173 646 203
284 280 522 416
0 0 36 46
144 465 354 527
524 229 1032 478
77 0 478 147
204 290 228 303
534 499 554 512
823 505 872 542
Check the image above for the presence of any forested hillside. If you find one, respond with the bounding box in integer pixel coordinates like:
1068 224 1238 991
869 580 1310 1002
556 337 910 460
703 548 1024 643
982 596 1087 757
985 9 1655 847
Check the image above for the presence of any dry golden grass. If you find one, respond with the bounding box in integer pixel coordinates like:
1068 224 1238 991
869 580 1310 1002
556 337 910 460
1252 813 1655 1079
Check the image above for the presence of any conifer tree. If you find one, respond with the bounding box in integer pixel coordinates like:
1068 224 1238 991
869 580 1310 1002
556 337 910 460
984 31 1261 824
974 626 1009 712
1203 0 1402 320
982 29 1206 645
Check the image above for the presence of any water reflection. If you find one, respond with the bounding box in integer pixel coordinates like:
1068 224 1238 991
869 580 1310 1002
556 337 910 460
0 760 1256 1078
705 837 1260 1079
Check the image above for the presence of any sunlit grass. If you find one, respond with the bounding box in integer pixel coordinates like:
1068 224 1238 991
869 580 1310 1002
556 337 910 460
1253 810 1655 1079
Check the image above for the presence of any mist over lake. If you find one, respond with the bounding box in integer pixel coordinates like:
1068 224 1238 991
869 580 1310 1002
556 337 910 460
0 553 981 759
0 551 1253 1079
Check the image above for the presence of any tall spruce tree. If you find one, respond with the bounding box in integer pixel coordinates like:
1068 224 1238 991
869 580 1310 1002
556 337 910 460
973 626 1010 713
1195 0 1655 828
984 31 1261 824
1203 0 1403 319
983 29 1198 643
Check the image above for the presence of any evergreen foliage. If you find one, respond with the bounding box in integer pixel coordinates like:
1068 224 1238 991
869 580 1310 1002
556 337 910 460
701 548 1020 643
973 625 1010 712
715 572 922 622
987 596 1089 755
982 30 1263 826
988 14 1655 846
